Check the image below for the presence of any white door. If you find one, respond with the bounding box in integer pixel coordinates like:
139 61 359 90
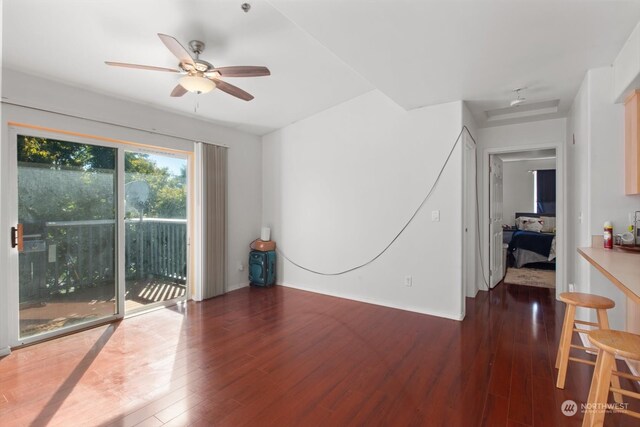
489 155 504 288
7 127 190 347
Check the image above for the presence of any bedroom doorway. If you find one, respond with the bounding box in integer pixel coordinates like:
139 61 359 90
488 149 557 290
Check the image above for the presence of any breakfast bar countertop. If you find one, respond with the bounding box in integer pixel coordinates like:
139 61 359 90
578 246 640 304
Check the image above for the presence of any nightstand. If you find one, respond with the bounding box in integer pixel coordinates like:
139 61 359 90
503 227 517 244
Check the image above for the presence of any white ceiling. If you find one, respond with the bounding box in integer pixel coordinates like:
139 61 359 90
269 0 640 127
498 149 557 162
2 0 372 135
4 1 640 134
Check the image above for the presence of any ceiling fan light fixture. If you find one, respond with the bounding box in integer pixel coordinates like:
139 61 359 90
179 75 216 94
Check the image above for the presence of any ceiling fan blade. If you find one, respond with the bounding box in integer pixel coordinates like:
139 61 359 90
105 61 180 73
209 66 271 78
157 33 195 66
212 79 254 101
170 84 188 97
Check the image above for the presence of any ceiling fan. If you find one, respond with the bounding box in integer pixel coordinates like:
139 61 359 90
105 33 270 101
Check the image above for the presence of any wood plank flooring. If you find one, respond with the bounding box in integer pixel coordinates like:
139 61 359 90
1 282 639 426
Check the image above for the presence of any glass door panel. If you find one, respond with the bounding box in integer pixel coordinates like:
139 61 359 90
17 135 118 339
124 152 187 312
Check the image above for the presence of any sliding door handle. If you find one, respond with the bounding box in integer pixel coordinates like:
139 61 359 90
11 224 24 252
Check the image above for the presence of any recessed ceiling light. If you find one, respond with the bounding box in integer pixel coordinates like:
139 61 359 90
485 99 560 122
510 87 527 107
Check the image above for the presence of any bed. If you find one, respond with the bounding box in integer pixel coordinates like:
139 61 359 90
508 212 556 269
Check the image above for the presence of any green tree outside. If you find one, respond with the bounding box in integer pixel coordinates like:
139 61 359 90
17 135 188 299
17 135 187 222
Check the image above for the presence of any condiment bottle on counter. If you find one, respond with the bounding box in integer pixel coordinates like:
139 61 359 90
604 221 613 249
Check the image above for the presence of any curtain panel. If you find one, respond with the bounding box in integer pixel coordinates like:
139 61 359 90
201 143 227 299
536 169 556 214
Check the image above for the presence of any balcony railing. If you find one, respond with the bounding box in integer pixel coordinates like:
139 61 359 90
19 218 187 302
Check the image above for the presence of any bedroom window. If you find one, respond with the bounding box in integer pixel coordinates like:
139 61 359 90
533 169 556 214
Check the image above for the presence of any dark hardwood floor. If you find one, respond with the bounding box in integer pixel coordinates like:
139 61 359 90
1 282 639 426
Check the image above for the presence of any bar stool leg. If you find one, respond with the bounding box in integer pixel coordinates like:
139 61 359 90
582 350 615 427
557 304 576 389
556 304 571 370
595 309 623 404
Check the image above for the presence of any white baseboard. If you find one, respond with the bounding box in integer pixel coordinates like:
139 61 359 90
578 331 598 355
277 282 464 321
0 346 10 357
227 282 249 292
579 332 640 380
476 282 491 293
628 359 640 379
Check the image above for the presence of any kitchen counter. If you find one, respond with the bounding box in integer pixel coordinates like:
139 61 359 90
579 240 640 374
578 245 640 304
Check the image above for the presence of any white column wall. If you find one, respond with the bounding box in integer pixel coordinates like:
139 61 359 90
263 91 466 320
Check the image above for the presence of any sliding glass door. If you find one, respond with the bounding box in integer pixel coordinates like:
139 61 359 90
124 151 188 312
16 135 118 339
10 129 189 345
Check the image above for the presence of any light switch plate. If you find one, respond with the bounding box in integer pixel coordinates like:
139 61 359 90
431 210 440 222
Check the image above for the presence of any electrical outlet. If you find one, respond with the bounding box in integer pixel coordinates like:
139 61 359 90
431 210 440 222
568 283 575 292
237 262 244 272
404 275 412 287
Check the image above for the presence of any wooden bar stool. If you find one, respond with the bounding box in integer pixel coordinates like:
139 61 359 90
582 329 640 427
555 292 620 400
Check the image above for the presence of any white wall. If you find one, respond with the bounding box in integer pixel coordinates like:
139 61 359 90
588 67 633 330
568 66 640 330
588 68 640 238
478 118 567 295
0 0 7 357
462 103 479 298
502 158 556 226
567 75 590 300
0 69 262 353
262 90 466 320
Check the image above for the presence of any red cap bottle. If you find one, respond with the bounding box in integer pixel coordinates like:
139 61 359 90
604 221 613 249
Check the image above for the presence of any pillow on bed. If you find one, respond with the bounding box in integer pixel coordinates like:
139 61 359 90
516 216 543 232
540 216 556 233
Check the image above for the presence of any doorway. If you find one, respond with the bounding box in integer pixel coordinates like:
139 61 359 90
124 151 188 313
15 135 118 339
488 149 558 290
8 128 189 346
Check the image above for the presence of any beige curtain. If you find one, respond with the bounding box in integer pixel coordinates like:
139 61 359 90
201 143 227 299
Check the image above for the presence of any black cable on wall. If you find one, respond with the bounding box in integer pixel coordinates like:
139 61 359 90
275 125 490 289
